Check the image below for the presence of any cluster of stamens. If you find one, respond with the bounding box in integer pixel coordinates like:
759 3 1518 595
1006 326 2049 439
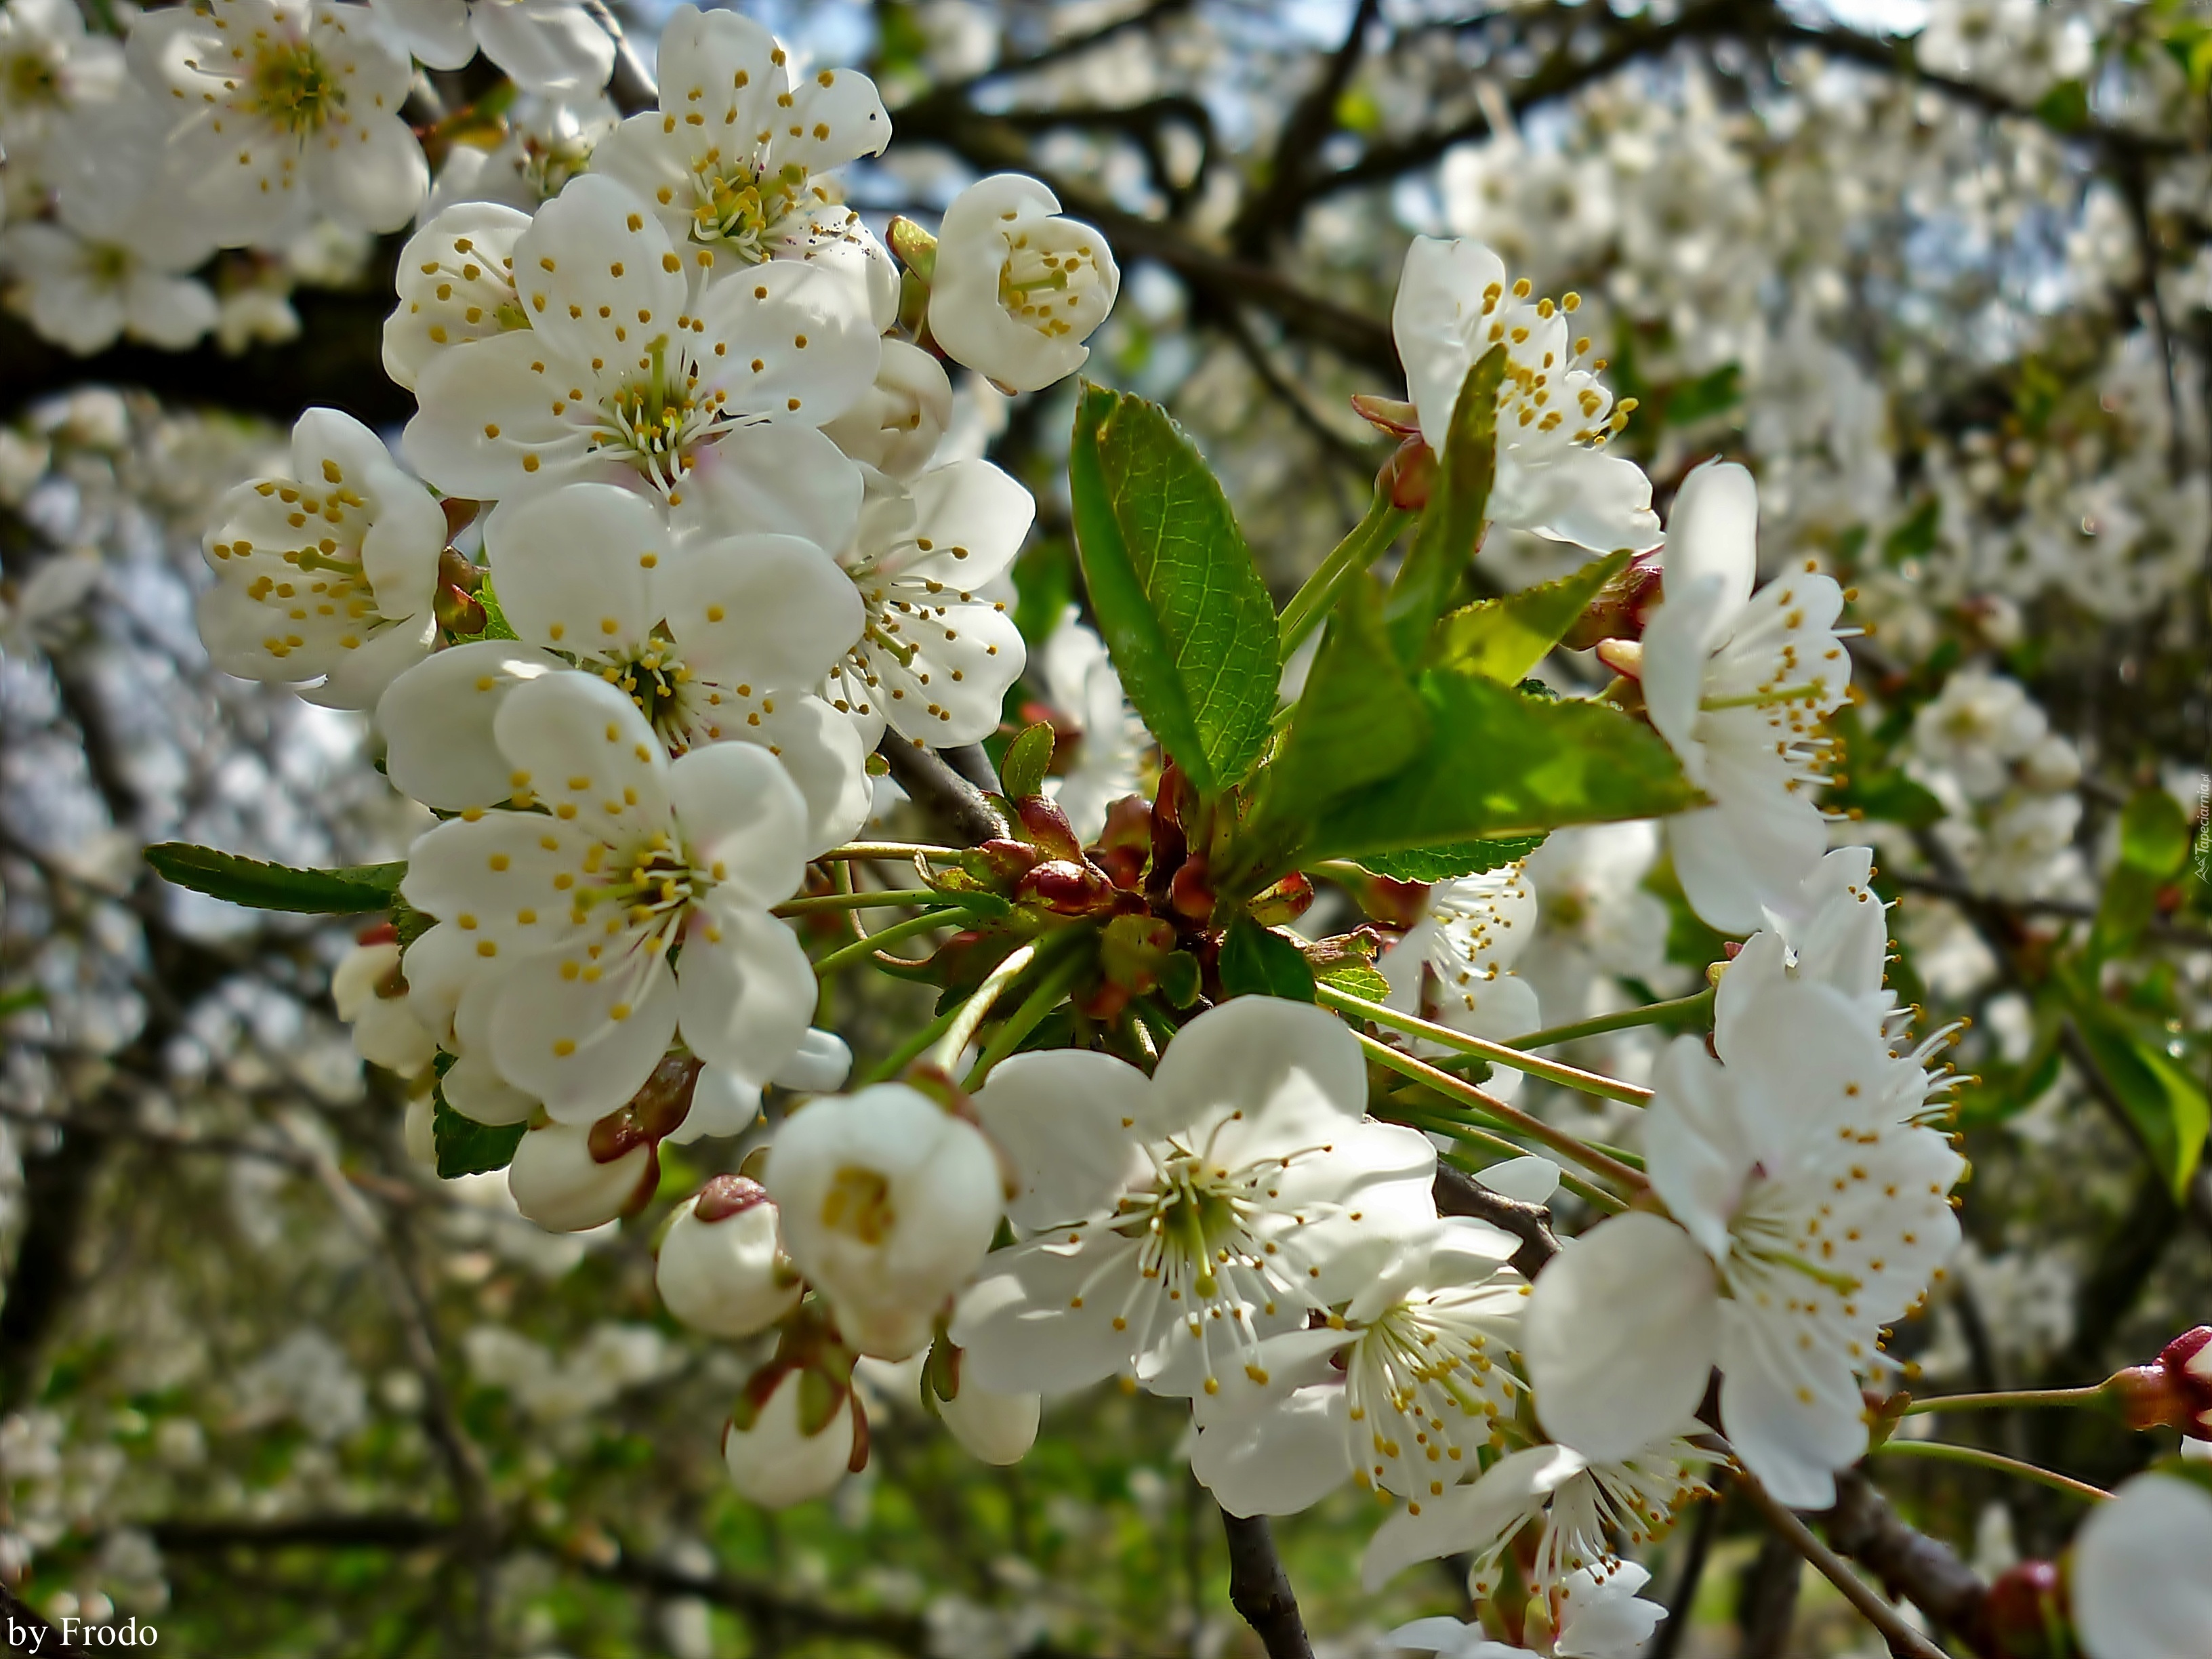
1476 276 1639 447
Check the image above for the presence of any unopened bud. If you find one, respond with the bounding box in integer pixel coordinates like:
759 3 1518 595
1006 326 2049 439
510 1117 656 1232
938 1374 1040 1466
1349 394 1421 438
1562 556 1664 651
723 1366 862 1508
964 838 1041 888
1168 858 1214 922
433 581 486 636
2110 1326 2212 1439
1249 872 1315 927
657 1176 804 1338
1376 434 1436 512
1017 858 1112 915
1593 637 1645 681
1015 796 1085 863
886 215 938 282
1978 1559 2070 1659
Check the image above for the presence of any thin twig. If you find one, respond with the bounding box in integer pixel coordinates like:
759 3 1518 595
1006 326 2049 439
1872 1439 2112 1504
1315 983 1654 1105
1219 1510 1315 1659
1735 1473 1948 1659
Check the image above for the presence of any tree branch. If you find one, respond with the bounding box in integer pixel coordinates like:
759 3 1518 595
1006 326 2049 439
1431 1162 1559 1279
1814 1470 1992 1654
1738 1473 1950 1659
878 736 1010 845
1219 1510 1313 1659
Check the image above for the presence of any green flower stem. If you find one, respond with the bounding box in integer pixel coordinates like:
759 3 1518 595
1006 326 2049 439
964 943 1095 1089
1351 1027 1649 1194
862 1001 967 1086
1503 987 1716 1050
816 842 967 863
1277 493 1412 661
1315 983 1655 1106
1871 1439 2112 1502
811 907 970 977
775 888 947 917
1393 1107 1629 1214
929 943 1040 1073
1901 1385 2108 1416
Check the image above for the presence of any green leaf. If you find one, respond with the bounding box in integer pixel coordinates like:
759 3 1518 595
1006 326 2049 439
2034 77 2090 131
1427 550 1632 684
2070 994 2210 1198
2118 788 2190 876
1385 345 1504 665
1217 915 1316 1003
146 842 406 914
1305 668 1703 862
1000 722 1057 802
1242 575 1431 867
432 1063 527 1179
1069 383 1279 796
1881 497 1940 567
1313 958 1389 1002
1356 836 1546 883
1661 362 1742 427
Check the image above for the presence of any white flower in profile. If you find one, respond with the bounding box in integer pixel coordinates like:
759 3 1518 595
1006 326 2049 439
1380 862 1542 1091
0 0 125 153
1363 1435 1711 1607
724 1364 861 1508
1519 823 1671 1031
2072 1472 2212 1659
1030 607 1149 842
766 1084 1004 1361
590 5 893 316
1523 972 1961 1509
655 1174 804 1338
420 90 618 218
823 460 1032 748
823 339 955 480
949 998 1439 1398
1717 846 1900 1052
399 671 817 1122
197 408 446 710
126 0 427 242
1389 1559 1669 1659
1637 459 1852 934
382 201 531 391
376 483 869 853
332 938 438 1076
1190 1218 1527 1519
508 1115 655 1231
367 0 613 95
928 173 1121 394
1910 667 2047 801
1391 236 1659 556
401 173 879 548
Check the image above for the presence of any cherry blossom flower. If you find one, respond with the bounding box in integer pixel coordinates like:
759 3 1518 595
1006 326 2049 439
367 0 613 95
1391 237 1659 556
382 201 531 391
376 482 870 853
655 1174 803 1339
2070 1472 2212 1659
331 939 438 1076
823 338 954 479
928 173 1121 394
950 998 1439 1397
935 1370 1041 1466
823 459 1032 747
400 173 878 546
1190 1218 1528 1518
724 1364 860 1508
197 408 446 710
1380 863 1542 1092
1636 459 1851 934
398 671 817 1122
508 1115 655 1231
589 5 893 319
766 1084 1005 1361
1389 1559 1668 1658
1910 666 2050 800
1519 824 1671 1034
0 0 125 154
1523 970 1961 1507
422 89 617 218
127 0 427 242
1030 607 1149 842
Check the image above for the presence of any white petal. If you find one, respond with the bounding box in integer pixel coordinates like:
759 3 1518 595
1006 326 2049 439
738 695 872 857
375 640 569 811
311 112 429 234
903 457 1037 587
443 1052 539 1126
493 670 673 844
1660 459 1757 626
664 532 864 690
972 1049 1153 1231
1148 998 1368 1150
1475 1155 1561 1205
2073 1474 2212 1659
1716 1300 1865 1511
675 423 865 549
1523 1211 1718 1462
665 742 808 908
404 329 596 500
470 0 614 93
1192 1383 1351 1517
489 948 681 1122
1641 1036 1751 1263
514 173 687 372
484 483 668 653
672 903 815 1082
696 253 880 427
773 63 890 172
949 1236 1143 1395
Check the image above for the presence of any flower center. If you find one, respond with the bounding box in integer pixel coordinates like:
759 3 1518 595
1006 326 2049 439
589 341 726 495
249 41 341 134
998 233 1111 342
819 1166 895 1245
690 158 811 261
5 47 60 106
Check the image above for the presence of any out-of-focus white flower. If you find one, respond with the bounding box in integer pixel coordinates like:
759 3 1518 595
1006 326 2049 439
1389 1558 1668 1658
1637 459 1851 933
1391 236 1658 556
401 173 878 546
508 1115 655 1231
369 0 613 94
332 939 438 1076
590 5 893 320
1525 968 1961 1508
2071 1472 2212 1659
655 1174 803 1338
1910 668 2047 800
197 408 446 710
1030 607 1147 842
0 220 216 354
422 91 617 218
127 0 428 241
951 998 1437 1397
934 1364 1040 1466
1941 790 2085 902
398 672 817 1121
824 459 1032 747
766 1084 1004 1361
1519 823 1670 1029
377 482 869 853
823 338 955 479
724 1364 861 1508
928 174 1120 394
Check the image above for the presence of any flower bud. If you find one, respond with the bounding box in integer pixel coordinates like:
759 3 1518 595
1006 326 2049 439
657 1176 804 1339
331 940 438 1076
1979 1559 2069 1659
1017 858 1112 916
1249 872 1315 927
964 838 1042 888
938 1376 1040 1467
766 1085 1005 1361
1561 556 1664 651
509 1118 655 1233
2110 1326 2212 1439
1376 434 1436 512
723 1366 863 1509
1015 796 1085 863
772 1029 855 1095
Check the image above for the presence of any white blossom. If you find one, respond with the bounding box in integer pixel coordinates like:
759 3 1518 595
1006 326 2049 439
1380 862 1542 1090
331 939 438 1076
936 1374 1040 1466
928 173 1120 394
367 0 613 94
823 337 955 479
655 1175 803 1338
382 202 531 390
1389 1559 1668 1659
2072 1473 2212 1659
0 0 123 155
723 1366 859 1509
1031 607 1148 841
1910 668 2048 801
1391 236 1659 556
508 1115 654 1231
